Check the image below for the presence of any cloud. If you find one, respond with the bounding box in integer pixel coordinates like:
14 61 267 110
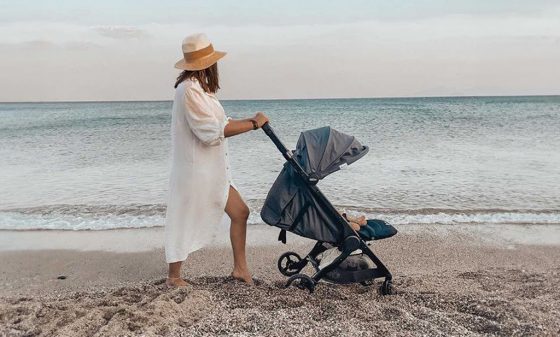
93 25 149 40
0 40 56 52
64 41 100 50
21 40 56 50
0 39 99 52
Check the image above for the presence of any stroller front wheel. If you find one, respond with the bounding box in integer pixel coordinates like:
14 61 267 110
277 252 306 276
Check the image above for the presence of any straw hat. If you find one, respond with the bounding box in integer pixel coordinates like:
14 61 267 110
174 33 226 71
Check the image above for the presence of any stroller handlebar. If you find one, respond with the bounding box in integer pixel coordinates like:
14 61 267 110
261 122 312 181
261 122 290 161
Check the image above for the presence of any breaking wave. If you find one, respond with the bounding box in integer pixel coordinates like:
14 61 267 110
1 203 559 231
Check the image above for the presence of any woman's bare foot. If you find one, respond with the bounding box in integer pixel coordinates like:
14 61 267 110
165 277 188 288
231 268 254 285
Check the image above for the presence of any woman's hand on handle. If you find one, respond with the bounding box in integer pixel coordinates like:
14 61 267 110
223 112 269 138
253 112 269 128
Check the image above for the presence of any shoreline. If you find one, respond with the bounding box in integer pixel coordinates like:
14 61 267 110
1 227 560 336
1 223 559 253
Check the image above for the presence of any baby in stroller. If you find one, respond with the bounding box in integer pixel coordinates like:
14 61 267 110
339 210 367 231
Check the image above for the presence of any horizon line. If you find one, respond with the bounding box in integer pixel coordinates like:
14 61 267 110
1 93 559 104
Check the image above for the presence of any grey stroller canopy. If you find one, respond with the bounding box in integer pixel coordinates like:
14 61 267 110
291 126 369 180
261 126 369 243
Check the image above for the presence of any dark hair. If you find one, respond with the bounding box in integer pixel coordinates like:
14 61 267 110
174 62 220 93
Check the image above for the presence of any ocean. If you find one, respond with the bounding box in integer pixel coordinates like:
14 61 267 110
1 96 559 231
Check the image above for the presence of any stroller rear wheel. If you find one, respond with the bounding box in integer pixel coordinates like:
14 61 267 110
285 274 315 293
277 252 306 276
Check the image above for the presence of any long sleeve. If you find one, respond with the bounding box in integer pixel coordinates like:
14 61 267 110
183 84 226 146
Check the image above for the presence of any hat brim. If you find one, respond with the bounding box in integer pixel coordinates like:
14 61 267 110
174 51 226 71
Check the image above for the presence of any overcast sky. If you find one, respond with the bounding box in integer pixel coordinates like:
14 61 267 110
1 0 559 101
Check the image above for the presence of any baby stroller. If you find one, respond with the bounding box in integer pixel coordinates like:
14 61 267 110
260 123 397 295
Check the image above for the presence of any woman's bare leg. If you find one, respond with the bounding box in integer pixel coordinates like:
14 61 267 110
225 186 253 284
166 261 188 287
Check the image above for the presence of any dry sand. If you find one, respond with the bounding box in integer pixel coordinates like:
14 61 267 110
1 228 559 337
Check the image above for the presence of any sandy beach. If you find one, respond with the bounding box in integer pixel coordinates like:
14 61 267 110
2 1 560 336
1 225 559 337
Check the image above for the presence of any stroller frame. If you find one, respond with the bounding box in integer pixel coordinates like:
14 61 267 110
261 123 395 294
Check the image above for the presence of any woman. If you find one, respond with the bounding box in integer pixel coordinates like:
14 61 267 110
165 33 269 287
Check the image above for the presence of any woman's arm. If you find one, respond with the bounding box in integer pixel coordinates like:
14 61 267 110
224 112 269 138
184 84 227 146
224 118 255 137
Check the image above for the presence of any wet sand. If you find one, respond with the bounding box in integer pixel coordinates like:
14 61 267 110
1 227 559 336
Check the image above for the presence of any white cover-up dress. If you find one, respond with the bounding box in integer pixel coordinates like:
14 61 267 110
164 77 235 263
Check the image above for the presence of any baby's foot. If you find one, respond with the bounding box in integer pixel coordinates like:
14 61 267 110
357 215 367 226
350 221 361 231
166 277 188 288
